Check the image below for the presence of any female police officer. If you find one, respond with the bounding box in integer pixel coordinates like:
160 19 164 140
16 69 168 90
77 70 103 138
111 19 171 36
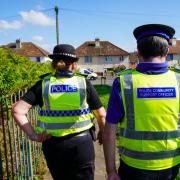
12 44 106 180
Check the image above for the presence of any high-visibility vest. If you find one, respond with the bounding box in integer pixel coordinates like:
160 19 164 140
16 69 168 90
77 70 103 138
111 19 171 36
35 75 94 137
118 69 180 170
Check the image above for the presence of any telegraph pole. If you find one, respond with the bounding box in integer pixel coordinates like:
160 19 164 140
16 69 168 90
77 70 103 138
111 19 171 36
55 6 59 44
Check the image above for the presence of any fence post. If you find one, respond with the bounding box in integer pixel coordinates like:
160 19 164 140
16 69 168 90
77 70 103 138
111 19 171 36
0 148 3 179
0 98 10 178
101 76 106 85
5 98 15 180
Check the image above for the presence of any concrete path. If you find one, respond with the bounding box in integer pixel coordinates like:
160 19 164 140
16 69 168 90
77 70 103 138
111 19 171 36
94 142 107 180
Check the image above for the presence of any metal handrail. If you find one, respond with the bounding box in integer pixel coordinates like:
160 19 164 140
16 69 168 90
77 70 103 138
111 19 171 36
0 89 43 179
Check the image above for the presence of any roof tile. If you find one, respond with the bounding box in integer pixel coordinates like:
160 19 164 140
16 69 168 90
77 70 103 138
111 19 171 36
6 42 50 57
76 40 129 56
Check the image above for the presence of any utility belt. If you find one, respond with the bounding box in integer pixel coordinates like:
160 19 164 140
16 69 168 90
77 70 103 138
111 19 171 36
49 125 96 141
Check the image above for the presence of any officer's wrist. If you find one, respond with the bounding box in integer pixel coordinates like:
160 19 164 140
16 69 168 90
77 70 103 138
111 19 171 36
29 133 37 141
106 168 117 175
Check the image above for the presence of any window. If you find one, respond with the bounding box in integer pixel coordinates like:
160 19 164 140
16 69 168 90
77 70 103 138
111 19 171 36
166 54 173 61
84 70 91 74
36 57 41 62
119 56 124 62
84 56 92 63
105 56 112 62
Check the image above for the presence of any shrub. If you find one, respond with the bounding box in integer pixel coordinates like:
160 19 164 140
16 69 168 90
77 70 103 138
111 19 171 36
0 48 52 96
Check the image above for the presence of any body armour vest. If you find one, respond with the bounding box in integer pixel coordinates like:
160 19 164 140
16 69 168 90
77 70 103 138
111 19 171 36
36 75 94 137
118 69 180 170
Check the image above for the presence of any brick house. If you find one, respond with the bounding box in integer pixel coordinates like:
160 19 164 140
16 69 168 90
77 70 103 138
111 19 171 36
129 52 139 68
167 39 180 66
5 39 51 63
76 38 129 73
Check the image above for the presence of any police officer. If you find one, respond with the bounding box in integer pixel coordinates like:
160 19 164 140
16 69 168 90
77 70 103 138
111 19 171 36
103 24 180 180
12 44 106 180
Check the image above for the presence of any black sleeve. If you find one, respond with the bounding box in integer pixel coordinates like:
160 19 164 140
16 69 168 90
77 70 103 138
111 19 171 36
21 80 43 107
86 79 102 110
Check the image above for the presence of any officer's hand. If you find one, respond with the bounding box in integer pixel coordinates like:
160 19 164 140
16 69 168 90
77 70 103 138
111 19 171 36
29 131 51 142
36 131 51 142
107 172 121 180
97 130 103 145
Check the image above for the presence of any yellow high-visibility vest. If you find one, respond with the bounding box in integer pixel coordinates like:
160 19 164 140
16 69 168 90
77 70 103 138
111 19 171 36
118 69 180 170
36 75 94 137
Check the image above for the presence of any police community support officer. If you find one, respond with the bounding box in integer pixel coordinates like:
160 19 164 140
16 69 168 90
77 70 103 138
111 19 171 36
103 24 180 180
12 44 106 180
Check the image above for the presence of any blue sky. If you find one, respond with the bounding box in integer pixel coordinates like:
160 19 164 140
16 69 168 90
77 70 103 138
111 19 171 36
0 0 180 52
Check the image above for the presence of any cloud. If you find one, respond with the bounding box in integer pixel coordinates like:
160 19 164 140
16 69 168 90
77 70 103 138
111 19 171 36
32 35 44 42
36 42 53 52
31 35 53 52
40 43 52 52
0 10 54 30
20 10 55 26
0 20 23 30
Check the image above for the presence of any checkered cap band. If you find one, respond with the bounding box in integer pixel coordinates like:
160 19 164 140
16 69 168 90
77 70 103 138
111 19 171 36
53 52 77 58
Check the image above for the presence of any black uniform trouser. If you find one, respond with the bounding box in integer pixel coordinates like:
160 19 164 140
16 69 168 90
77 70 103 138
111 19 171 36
42 131 95 180
118 159 180 180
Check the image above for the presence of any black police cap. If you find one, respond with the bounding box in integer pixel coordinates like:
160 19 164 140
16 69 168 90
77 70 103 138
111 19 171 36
49 44 79 61
133 24 175 42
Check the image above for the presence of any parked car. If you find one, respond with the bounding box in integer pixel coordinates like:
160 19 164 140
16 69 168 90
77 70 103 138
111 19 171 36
78 68 98 80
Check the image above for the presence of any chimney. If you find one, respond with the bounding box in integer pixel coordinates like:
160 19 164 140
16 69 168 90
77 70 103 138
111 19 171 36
16 39 21 49
170 38 176 46
95 38 100 48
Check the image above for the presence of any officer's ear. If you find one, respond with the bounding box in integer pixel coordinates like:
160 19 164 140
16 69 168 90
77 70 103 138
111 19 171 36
164 47 169 59
71 62 77 70
167 47 169 55
137 50 143 61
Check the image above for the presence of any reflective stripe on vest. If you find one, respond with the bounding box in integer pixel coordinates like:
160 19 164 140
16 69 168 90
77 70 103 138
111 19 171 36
37 118 93 129
44 78 50 108
123 73 135 129
119 147 180 160
120 128 180 140
175 72 180 127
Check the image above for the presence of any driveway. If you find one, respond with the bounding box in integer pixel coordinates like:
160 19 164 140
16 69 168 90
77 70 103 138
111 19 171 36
90 76 115 86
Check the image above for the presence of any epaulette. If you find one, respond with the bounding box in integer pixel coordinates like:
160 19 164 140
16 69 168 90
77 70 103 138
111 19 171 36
168 66 180 73
117 68 135 76
39 73 52 79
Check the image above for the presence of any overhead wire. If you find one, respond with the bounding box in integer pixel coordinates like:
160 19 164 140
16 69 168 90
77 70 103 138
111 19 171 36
59 7 179 18
0 6 180 22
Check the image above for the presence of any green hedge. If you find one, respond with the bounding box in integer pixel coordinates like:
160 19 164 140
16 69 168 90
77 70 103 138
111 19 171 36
0 48 52 96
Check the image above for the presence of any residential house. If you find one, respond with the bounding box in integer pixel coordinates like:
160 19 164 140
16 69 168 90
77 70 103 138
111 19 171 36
5 39 51 63
167 38 180 66
76 38 129 73
129 52 139 68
